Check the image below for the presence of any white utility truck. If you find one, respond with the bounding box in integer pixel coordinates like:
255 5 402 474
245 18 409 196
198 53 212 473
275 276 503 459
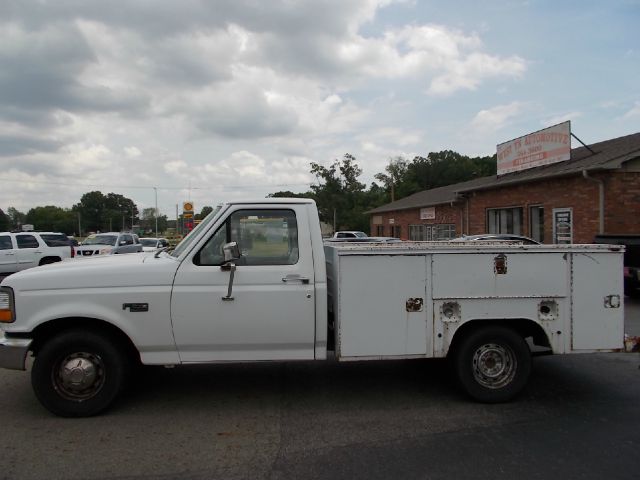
0 199 625 417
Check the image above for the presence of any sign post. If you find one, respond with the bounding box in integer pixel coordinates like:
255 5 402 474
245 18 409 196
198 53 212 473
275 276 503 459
183 202 195 232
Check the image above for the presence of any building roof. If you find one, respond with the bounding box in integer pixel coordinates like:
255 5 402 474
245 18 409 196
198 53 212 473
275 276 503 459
368 131 640 215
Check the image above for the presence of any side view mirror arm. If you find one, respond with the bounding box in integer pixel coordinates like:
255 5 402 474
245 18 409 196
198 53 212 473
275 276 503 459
222 262 236 301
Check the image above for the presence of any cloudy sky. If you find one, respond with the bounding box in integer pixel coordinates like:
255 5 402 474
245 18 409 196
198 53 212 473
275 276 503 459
1 0 639 217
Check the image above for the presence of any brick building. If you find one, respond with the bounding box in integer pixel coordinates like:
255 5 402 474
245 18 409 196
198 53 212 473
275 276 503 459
368 131 640 244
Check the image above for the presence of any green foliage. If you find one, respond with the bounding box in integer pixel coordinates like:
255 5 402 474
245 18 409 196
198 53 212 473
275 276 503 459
267 191 308 199
310 154 370 232
6 207 26 230
140 207 168 234
373 151 496 203
196 205 214 220
25 206 77 234
0 208 9 231
73 191 139 233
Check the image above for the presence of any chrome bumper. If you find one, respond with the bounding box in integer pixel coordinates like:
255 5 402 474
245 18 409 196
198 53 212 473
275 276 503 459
0 333 32 370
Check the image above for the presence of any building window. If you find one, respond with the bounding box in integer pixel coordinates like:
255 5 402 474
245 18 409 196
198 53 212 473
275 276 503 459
409 224 456 241
529 206 544 243
376 225 385 236
487 207 523 235
409 225 424 242
434 224 456 240
392 226 401 238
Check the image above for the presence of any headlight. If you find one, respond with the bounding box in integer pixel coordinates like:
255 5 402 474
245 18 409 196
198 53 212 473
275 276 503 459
99 247 112 255
0 287 15 323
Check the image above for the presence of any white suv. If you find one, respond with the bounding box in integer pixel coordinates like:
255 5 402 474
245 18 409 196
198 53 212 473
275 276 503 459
0 232 74 275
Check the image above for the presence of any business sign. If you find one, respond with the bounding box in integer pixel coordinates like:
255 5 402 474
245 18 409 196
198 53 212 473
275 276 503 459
420 207 435 220
553 208 573 244
497 121 571 176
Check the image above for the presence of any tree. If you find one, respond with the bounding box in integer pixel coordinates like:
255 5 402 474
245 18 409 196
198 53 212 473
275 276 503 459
310 154 369 232
140 207 168 234
0 208 9 231
374 157 410 203
7 207 26 230
267 191 309 199
74 191 139 232
25 206 76 234
196 205 214 220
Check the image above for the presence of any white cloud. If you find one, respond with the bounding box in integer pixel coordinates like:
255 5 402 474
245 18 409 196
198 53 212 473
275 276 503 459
622 101 640 119
470 101 527 134
542 112 583 127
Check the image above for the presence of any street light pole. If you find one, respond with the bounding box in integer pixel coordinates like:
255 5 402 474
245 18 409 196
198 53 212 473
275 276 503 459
153 187 158 238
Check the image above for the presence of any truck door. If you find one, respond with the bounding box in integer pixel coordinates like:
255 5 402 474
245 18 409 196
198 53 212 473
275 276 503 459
0 234 18 274
171 206 316 362
15 234 42 270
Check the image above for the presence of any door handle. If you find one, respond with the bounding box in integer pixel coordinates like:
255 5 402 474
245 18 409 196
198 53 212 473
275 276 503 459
282 274 310 284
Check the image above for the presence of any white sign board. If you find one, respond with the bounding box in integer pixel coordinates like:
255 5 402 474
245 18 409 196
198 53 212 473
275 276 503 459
420 207 435 220
497 121 571 175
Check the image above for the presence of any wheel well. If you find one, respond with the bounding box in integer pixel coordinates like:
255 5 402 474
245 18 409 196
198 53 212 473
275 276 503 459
447 319 552 357
30 317 140 363
39 256 61 265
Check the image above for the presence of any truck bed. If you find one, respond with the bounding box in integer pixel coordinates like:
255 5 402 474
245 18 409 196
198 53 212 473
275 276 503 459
324 242 624 360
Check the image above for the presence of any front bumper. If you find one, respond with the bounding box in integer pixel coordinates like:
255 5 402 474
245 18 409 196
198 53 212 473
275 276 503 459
0 332 32 370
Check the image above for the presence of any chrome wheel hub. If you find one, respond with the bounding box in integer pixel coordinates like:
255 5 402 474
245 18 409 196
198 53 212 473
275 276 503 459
54 352 105 400
472 343 517 389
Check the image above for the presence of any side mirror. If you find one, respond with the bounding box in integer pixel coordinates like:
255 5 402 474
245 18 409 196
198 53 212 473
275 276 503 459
222 242 240 263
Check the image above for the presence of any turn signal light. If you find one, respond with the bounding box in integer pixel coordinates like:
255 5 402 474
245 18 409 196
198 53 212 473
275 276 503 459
0 288 15 323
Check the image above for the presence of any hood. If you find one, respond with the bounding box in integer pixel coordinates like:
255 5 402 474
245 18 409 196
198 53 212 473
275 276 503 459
1 252 180 291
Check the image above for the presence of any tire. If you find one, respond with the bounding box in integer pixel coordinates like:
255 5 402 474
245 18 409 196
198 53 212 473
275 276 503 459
453 326 531 403
31 329 129 417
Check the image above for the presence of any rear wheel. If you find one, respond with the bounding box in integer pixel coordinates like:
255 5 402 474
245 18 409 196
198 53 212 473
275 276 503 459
32 329 129 417
453 326 531 403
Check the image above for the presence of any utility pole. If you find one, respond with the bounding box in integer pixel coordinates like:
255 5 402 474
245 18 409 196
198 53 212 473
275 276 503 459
153 187 158 238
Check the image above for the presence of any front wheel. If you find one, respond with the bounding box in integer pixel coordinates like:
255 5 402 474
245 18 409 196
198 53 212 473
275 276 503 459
453 326 531 403
32 329 129 417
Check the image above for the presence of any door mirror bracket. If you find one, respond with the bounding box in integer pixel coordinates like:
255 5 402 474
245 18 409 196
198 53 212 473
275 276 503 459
221 242 240 301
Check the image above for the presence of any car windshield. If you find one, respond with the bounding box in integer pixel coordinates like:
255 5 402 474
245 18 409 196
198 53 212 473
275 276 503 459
140 239 158 247
83 234 118 246
171 204 224 257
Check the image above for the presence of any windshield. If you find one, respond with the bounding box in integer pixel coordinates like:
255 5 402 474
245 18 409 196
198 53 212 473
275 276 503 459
140 239 158 247
354 232 367 238
82 234 118 246
171 204 224 257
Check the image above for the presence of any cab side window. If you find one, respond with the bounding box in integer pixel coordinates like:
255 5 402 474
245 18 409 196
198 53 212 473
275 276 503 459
0 235 13 250
16 235 39 249
196 209 299 266
120 235 133 245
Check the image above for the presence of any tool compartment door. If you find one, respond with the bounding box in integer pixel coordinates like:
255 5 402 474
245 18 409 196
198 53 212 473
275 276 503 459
336 254 429 358
571 252 624 350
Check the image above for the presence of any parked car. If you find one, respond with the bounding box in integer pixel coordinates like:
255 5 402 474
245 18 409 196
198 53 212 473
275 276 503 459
0 231 74 275
324 236 402 244
140 237 170 252
451 234 540 245
332 231 368 239
593 234 640 297
75 232 143 257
